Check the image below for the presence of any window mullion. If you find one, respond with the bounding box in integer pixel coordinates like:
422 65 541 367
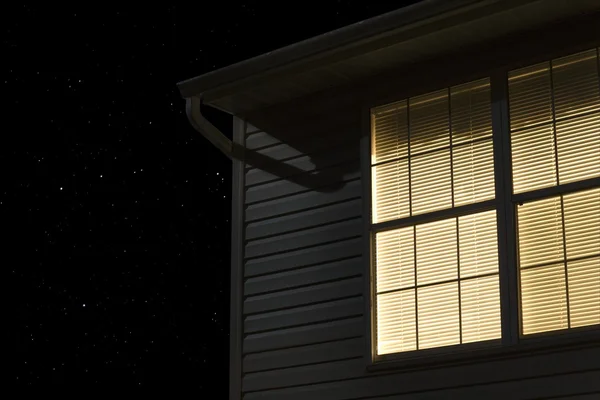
372 200 495 233
361 106 376 363
491 71 520 345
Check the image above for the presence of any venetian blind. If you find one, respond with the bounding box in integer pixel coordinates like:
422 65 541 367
509 48 600 193
509 48 600 335
518 188 600 334
376 210 501 354
371 79 495 223
371 78 500 355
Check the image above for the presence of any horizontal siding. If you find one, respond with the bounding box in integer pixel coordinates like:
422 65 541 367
556 393 600 400
362 371 600 400
242 346 600 399
245 138 349 165
244 358 365 392
245 276 363 314
246 198 361 240
245 179 362 222
244 296 363 333
243 337 364 373
244 317 364 354
245 130 280 150
245 218 361 259
246 160 360 204
245 130 358 175
246 144 358 186
244 256 362 296
245 237 362 277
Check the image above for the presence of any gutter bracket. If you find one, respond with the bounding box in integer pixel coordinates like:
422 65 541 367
185 95 237 160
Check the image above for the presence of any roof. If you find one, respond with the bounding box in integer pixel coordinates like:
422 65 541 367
177 0 600 116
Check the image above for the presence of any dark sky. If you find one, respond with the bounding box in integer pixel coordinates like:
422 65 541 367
7 1 418 392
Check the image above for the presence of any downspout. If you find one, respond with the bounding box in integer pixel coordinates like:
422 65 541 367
185 94 238 160
184 94 335 189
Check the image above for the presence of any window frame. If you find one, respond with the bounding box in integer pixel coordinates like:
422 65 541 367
361 46 600 371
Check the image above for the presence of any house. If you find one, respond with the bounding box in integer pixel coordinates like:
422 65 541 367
177 1 600 399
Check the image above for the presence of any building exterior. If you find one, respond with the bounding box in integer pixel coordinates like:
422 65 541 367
177 1 600 399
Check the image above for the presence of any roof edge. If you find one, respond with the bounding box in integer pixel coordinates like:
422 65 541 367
176 0 497 99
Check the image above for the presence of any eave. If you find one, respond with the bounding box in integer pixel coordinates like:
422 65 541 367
176 0 600 117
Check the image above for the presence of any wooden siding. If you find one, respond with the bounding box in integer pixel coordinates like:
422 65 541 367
237 107 600 400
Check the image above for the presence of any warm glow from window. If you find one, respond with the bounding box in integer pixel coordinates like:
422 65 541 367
371 48 600 356
375 211 501 354
371 78 500 355
518 188 600 334
509 49 600 194
371 79 495 224
510 48 600 336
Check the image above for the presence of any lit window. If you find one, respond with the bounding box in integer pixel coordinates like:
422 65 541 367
371 79 501 355
369 47 600 359
509 49 600 336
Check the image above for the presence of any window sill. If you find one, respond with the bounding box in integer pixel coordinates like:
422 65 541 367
367 326 600 373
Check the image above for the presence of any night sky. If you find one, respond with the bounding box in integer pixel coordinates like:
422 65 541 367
7 2 418 392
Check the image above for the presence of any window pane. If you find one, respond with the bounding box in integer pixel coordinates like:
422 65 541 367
411 149 452 215
459 210 499 278
517 196 564 268
511 124 557 193
416 218 457 286
553 49 600 119
453 139 495 207
371 78 494 224
371 77 498 355
556 112 600 184
371 101 408 165
568 257 600 328
518 188 600 334
410 90 449 155
509 49 600 193
451 79 493 144
374 211 501 354
461 275 501 343
563 187 600 259
377 290 416 355
508 62 553 131
375 227 414 293
418 282 460 349
521 263 568 335
372 159 410 223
